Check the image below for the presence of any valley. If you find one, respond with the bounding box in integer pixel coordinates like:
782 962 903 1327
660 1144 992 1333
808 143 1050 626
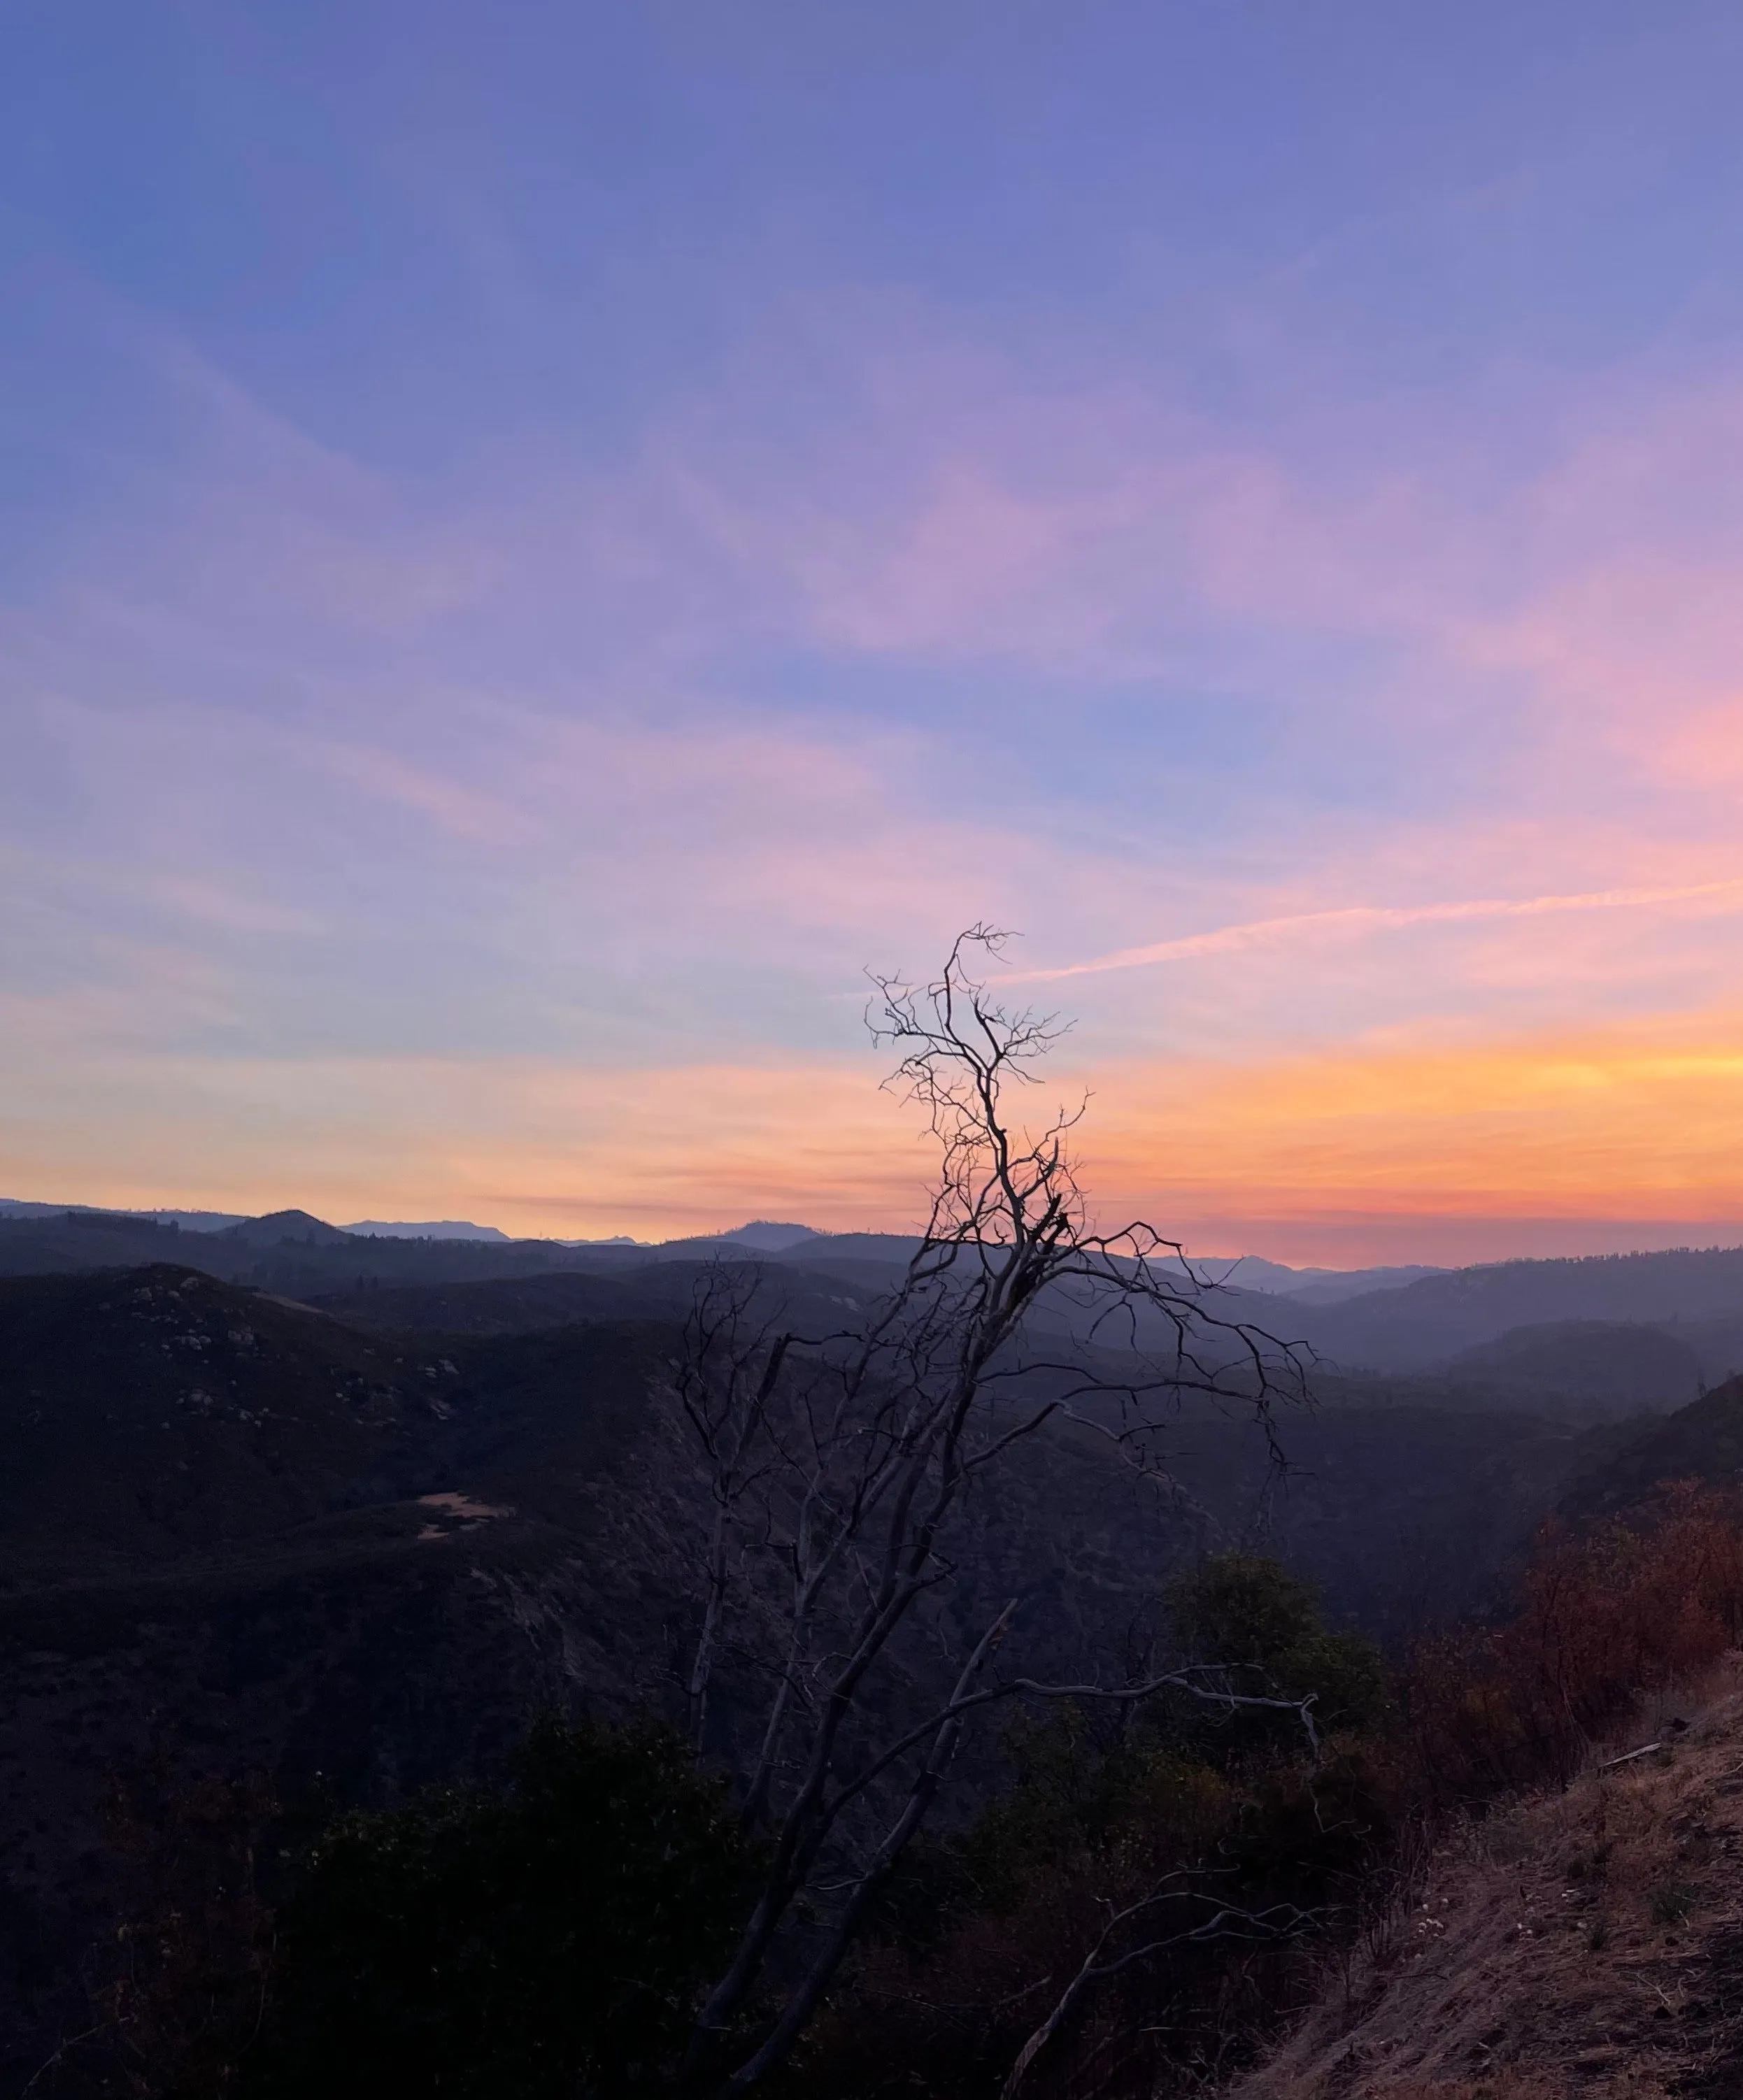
4 1208 1743 2093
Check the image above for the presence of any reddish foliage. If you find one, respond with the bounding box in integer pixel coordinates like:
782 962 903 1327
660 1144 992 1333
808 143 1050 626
1403 1482 1743 1796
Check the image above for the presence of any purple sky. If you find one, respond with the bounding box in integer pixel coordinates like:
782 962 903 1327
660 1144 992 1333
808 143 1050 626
8 4 1743 1259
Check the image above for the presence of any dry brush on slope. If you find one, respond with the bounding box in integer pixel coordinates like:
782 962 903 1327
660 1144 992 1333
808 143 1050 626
1227 1482 1743 2100
1233 1660 1743 2099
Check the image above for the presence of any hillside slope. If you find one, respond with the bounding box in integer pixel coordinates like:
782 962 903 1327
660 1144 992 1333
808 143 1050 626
0 1264 670 1586
1238 1666 1743 2099
0 1266 686 2087
1295 1248 1743 1373
1444 1321 1702 1413
1560 1372 1743 1520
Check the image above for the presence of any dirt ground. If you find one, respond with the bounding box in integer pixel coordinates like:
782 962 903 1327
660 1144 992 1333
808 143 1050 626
1234 1659 1743 2100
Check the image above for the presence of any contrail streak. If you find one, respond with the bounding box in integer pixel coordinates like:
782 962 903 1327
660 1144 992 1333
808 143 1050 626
1011 876 1743 983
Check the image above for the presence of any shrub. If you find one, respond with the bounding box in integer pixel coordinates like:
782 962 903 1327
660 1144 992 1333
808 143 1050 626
252 1718 751 2100
1167 1551 1391 1744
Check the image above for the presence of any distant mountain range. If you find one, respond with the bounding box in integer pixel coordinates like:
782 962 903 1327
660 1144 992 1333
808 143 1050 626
8 1201 1743 1375
1202 1255 1449 1302
0 1198 250 1231
1 1201 1432 1292
0 1199 634 1247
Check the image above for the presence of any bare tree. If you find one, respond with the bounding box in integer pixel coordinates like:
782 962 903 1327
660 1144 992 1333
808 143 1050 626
675 928 1311 2094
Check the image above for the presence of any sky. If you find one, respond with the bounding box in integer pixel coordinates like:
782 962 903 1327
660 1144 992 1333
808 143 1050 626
7 2 1743 1263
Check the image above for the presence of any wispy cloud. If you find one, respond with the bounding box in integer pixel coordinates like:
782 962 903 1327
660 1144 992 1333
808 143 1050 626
317 741 533 846
1012 877 1743 982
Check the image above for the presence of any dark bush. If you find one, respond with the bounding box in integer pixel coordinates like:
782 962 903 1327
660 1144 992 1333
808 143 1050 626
252 1718 751 2099
783 1559 1397 2100
1166 1552 1390 1743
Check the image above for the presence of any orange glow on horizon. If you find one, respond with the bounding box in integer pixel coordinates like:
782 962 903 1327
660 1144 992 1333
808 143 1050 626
1079 1024 1743 1217
8 1010 1743 1267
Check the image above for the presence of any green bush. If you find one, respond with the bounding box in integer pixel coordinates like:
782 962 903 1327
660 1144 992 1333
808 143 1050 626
252 1718 750 2099
1166 1552 1389 1741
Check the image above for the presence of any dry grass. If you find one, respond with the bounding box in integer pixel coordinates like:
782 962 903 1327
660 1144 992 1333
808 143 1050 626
1367 2082 1574 2100
1360 2082 1580 2100
1231 1658 1743 2100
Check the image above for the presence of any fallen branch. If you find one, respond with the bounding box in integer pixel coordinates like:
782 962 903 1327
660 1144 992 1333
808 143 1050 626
1598 1741 1662 1771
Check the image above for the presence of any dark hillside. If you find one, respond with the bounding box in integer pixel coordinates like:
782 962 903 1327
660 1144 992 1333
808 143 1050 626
311 1258 881 1337
1663 1309 1743 1385
309 1265 718 1334
0 1265 670 1587
0 1209 195 1276
0 1258 1684 2090
0 1267 687 2084
1292 1244 1743 1370
1560 1369 1743 1519
1442 1318 1702 1413
1 1266 446 1578
1160 1402 1630 1642
0 1265 1283 2085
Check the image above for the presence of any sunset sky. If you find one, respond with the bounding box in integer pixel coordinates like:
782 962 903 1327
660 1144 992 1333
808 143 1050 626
8 4 1743 1262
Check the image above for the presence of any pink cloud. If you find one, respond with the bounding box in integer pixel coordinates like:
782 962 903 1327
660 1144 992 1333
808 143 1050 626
318 741 532 845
